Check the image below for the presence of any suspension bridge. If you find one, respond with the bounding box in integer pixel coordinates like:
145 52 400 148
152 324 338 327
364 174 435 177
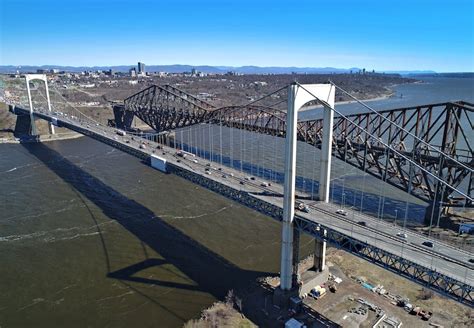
8 74 474 306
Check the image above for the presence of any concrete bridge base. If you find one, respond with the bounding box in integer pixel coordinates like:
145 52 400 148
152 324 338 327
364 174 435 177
299 267 329 297
274 232 329 307
13 113 39 142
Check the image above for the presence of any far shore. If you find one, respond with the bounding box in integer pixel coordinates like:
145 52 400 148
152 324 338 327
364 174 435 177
300 91 394 112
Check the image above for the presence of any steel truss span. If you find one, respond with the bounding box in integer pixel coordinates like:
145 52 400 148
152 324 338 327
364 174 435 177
123 85 473 208
294 217 473 306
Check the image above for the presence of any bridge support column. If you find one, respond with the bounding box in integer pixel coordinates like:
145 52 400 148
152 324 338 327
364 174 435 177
43 79 55 135
319 105 334 202
314 230 327 272
25 76 38 136
280 83 335 292
280 83 299 291
292 226 300 287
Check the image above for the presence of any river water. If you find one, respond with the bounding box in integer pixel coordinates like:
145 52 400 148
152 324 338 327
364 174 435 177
0 77 472 327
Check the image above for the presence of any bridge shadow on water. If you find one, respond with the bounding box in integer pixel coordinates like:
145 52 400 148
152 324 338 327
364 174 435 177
21 142 282 324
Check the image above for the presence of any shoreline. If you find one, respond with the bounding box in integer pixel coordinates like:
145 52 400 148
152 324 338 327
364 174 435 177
0 132 84 144
332 79 422 106
335 92 394 106
300 91 394 112
300 79 421 112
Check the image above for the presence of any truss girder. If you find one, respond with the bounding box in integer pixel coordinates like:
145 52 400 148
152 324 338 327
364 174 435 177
123 85 473 206
124 85 215 132
294 216 473 306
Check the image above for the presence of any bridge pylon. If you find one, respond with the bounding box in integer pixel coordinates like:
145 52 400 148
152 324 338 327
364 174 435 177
24 74 55 136
280 83 335 292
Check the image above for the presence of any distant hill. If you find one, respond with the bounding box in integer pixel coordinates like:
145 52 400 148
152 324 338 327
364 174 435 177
0 64 363 74
0 64 455 75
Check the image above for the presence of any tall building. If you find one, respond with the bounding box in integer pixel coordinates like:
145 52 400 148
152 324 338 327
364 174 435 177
138 62 145 74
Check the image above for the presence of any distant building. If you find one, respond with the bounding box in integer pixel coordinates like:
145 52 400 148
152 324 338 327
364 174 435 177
78 83 95 88
129 67 137 77
36 69 47 74
138 62 145 74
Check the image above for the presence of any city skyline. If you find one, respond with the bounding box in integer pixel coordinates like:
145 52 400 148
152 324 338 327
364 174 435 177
1 0 473 72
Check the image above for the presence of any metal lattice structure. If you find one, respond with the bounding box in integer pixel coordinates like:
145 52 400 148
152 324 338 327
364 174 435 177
294 216 473 304
298 102 474 207
124 85 214 131
122 85 473 207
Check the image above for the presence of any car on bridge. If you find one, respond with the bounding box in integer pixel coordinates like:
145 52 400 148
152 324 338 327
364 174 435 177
336 209 348 216
396 232 408 240
422 241 434 248
295 201 310 213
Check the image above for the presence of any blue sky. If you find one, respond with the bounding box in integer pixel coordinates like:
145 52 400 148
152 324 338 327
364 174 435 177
0 0 473 71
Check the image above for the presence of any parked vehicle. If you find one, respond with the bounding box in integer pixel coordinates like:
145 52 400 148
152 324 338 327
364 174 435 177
357 221 366 226
336 209 347 216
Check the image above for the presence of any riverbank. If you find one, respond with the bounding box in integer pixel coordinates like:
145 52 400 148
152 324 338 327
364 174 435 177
183 294 255 328
184 247 471 328
0 131 84 144
300 91 395 113
300 79 425 113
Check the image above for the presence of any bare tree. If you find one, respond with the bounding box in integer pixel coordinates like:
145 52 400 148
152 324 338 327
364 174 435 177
225 289 235 306
235 296 243 316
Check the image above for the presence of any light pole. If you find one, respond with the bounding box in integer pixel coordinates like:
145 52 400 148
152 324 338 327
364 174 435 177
394 209 398 226
342 192 346 208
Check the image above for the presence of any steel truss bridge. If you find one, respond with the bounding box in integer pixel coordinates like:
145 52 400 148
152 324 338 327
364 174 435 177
121 84 473 211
